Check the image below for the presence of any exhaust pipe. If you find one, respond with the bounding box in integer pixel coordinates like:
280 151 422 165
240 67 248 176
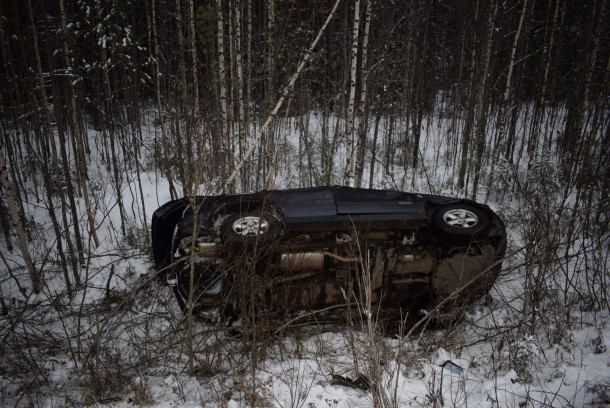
280 251 360 271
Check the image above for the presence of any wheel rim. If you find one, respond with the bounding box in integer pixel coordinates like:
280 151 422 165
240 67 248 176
232 216 270 236
443 209 479 228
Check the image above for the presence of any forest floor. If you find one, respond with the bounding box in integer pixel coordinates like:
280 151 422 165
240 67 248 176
1 113 609 407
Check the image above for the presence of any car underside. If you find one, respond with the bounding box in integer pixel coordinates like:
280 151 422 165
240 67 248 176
151 187 507 323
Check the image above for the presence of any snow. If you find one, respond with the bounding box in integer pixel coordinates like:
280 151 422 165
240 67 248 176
0 108 609 407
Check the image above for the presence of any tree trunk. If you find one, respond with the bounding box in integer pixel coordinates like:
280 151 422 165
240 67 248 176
344 0 360 187
355 0 372 188
233 0 248 191
563 0 605 182
59 0 101 247
31 0 83 277
456 45 477 193
223 0 342 192
216 0 231 185
471 0 497 200
175 0 189 194
527 0 560 157
149 0 178 199
0 148 40 293
265 0 276 189
485 0 528 202
188 0 201 190
368 109 382 189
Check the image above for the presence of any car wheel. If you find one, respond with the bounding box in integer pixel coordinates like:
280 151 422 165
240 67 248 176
221 209 283 246
431 204 490 245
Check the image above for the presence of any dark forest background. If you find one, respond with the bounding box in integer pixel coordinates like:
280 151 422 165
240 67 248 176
2 0 608 195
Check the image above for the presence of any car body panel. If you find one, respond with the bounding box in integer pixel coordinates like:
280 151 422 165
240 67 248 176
333 187 418 214
151 197 188 270
271 188 337 225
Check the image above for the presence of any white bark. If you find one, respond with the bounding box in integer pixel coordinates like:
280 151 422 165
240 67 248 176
265 0 276 189
355 0 372 187
188 0 201 190
234 0 247 190
344 0 361 187
216 0 231 173
0 150 40 293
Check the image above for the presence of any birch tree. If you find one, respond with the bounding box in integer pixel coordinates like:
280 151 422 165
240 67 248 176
0 148 40 293
223 0 343 192
355 0 372 187
344 0 361 187
232 0 248 191
59 0 101 247
471 0 497 199
216 0 231 179
265 0 276 189
175 0 189 193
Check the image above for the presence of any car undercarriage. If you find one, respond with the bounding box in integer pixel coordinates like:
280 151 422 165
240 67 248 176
152 187 507 323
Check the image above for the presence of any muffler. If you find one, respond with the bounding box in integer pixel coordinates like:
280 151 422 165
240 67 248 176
280 251 360 271
280 252 325 271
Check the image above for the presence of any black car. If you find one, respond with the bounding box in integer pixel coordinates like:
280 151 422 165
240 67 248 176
152 186 506 321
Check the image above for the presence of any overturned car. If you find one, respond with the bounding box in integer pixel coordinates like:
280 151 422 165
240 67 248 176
152 187 506 321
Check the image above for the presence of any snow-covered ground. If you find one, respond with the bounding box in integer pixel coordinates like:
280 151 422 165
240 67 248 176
1 110 608 407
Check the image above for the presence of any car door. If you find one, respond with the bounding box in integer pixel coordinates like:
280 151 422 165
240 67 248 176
272 188 337 228
332 187 417 214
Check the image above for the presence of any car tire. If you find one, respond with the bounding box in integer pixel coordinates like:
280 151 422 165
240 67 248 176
431 204 490 245
221 209 284 247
